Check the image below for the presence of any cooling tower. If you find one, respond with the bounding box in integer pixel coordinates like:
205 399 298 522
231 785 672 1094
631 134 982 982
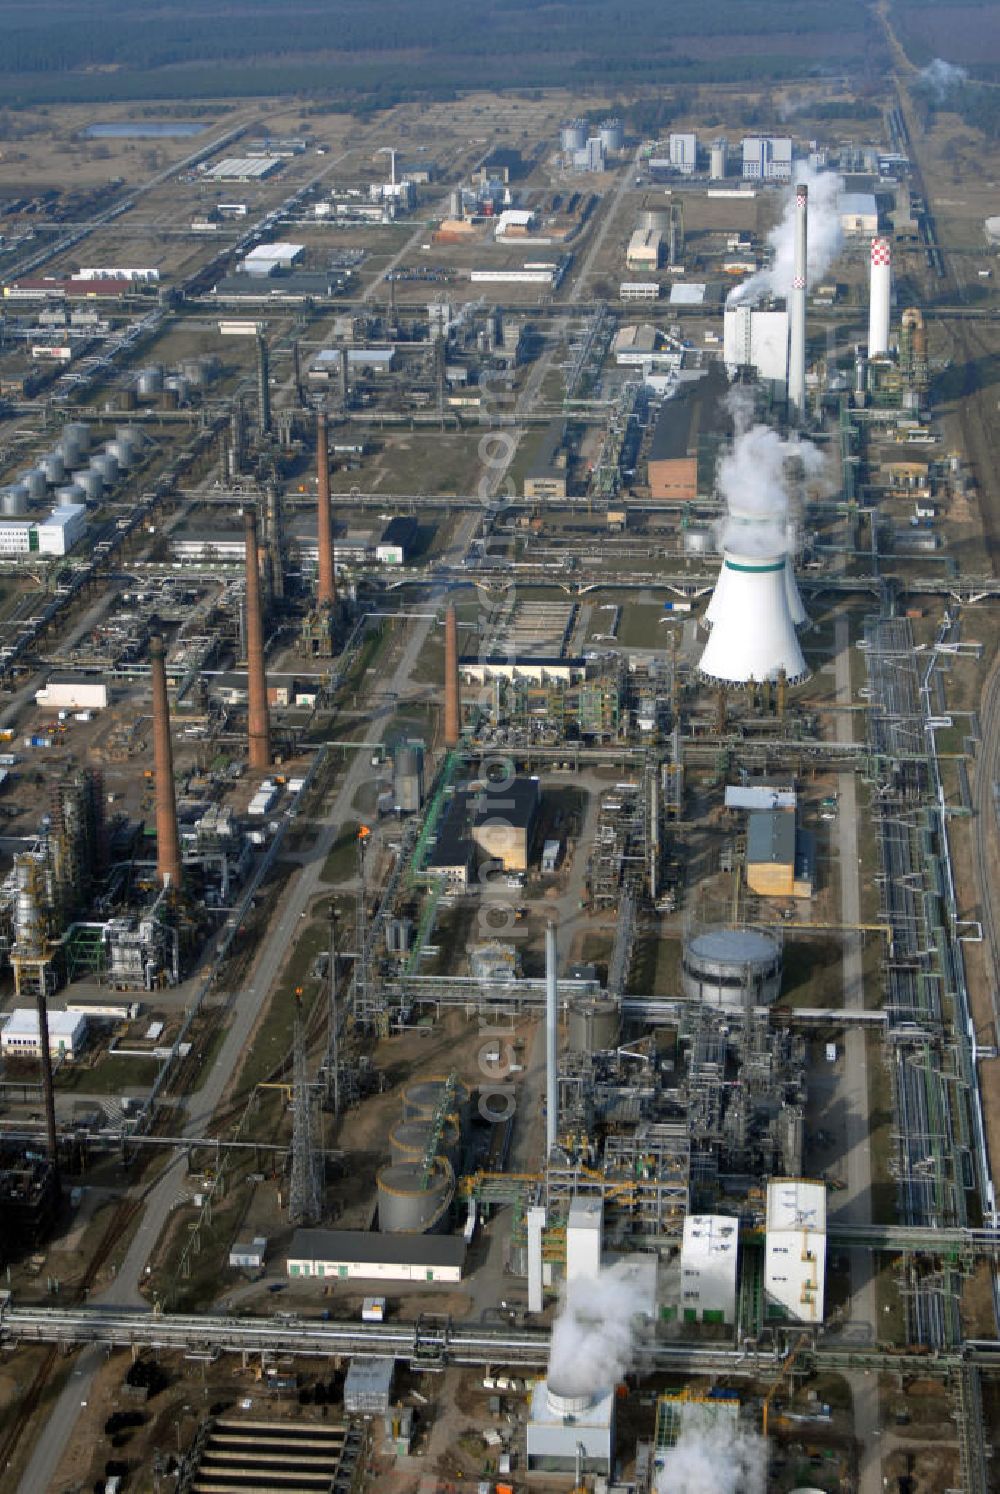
698 550 808 685
868 237 891 357
784 555 808 627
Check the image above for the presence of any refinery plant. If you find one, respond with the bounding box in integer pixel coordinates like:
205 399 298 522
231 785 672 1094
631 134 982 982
0 54 995 1494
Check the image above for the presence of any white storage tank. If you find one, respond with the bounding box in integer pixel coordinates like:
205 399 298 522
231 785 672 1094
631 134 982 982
78 468 105 503
599 119 624 153
91 452 119 486
41 452 65 486
561 120 587 153
1 486 28 516
681 926 783 1009
65 422 91 454
56 484 86 506
137 365 164 397
24 469 48 502
106 440 133 469
376 1156 454 1233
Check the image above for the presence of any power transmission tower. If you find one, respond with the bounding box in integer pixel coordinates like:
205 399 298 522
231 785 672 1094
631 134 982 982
288 1010 323 1227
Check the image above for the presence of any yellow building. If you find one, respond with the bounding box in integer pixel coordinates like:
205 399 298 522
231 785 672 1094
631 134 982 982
746 809 814 899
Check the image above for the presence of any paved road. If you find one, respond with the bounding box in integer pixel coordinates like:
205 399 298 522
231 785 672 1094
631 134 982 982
830 609 882 1494
567 146 640 305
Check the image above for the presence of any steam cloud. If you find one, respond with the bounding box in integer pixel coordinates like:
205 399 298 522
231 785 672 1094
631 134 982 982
918 58 969 103
546 1265 647 1396
717 423 827 557
729 165 843 306
654 1404 767 1494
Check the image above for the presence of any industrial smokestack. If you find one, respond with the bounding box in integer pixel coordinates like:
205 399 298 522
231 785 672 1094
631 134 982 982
256 334 271 436
787 183 808 419
443 604 460 747
869 237 892 356
316 410 336 607
546 922 558 1156
244 508 271 772
149 630 182 891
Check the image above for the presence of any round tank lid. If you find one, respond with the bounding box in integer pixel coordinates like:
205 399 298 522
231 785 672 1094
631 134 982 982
687 928 780 964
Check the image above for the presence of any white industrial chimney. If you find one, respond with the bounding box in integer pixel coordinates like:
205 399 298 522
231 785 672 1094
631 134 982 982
546 922 558 1156
699 550 809 684
868 237 891 356
787 183 808 417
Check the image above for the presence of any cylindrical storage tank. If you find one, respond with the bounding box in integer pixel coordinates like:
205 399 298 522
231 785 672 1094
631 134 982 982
710 142 728 180
92 452 119 486
599 119 623 153
681 927 783 1010
41 452 65 485
137 365 164 397
65 422 91 454
389 1118 460 1170
181 359 206 386
58 434 84 469
159 387 179 412
401 1075 470 1125
567 998 620 1053
56 483 85 506
78 467 105 503
561 121 587 153
1 487 28 516
164 374 189 404
106 440 133 469
376 1157 454 1233
24 469 47 503
116 424 145 453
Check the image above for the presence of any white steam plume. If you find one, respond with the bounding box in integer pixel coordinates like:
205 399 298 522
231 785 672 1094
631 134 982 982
729 164 843 306
918 58 969 103
716 423 827 557
654 1404 767 1494
722 384 756 437
546 1264 647 1396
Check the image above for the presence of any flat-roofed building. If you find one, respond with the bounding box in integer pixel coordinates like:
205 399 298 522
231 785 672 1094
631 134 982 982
626 228 662 273
523 420 568 500
288 1228 465 1283
765 1178 826 1324
646 362 730 502
1 1007 87 1061
680 1213 739 1324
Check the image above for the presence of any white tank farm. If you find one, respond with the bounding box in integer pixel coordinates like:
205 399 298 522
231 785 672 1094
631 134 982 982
682 926 783 1009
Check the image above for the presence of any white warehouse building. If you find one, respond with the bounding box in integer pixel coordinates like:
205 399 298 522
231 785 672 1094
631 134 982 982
765 1178 826 1325
680 1213 739 1324
0 504 87 558
1 1007 88 1061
